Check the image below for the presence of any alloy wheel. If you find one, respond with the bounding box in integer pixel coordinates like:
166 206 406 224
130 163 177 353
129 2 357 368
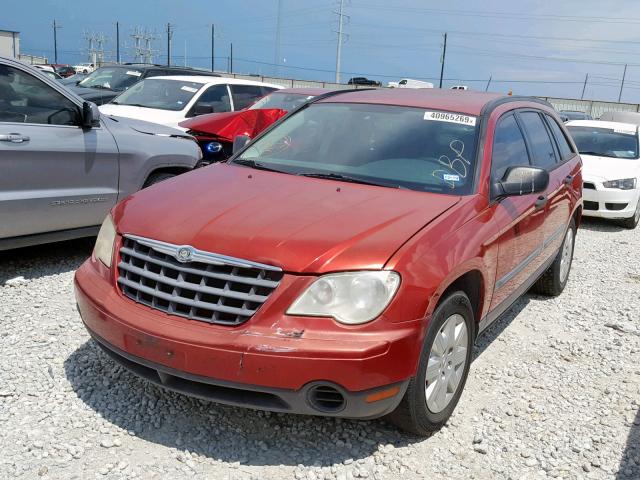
425 314 468 413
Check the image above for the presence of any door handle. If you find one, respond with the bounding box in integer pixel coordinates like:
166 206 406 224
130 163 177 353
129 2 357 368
534 195 548 210
0 133 30 143
563 174 574 186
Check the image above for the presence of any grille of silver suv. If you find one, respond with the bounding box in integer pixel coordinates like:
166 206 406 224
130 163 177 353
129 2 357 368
117 235 283 326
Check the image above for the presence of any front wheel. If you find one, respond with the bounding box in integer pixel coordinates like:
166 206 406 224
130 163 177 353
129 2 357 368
619 199 640 229
142 172 176 188
386 291 474 435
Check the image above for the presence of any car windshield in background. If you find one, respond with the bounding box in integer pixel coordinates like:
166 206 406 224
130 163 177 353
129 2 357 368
234 103 479 194
111 79 204 111
78 67 143 91
249 92 315 111
562 111 591 120
567 126 639 159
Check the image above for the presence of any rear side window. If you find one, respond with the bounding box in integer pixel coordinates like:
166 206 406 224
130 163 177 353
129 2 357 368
544 114 574 161
492 114 530 180
260 86 278 96
230 85 264 110
519 111 557 169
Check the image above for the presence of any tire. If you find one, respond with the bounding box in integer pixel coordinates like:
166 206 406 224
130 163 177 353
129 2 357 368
142 172 176 188
533 218 576 296
619 199 640 229
386 291 474 435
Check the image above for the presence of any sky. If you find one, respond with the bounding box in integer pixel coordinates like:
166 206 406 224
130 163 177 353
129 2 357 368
6 0 640 103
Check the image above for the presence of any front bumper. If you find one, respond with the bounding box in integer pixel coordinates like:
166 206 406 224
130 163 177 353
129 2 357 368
74 258 421 418
582 182 639 219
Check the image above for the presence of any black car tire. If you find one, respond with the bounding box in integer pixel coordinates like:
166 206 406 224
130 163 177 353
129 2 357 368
533 218 576 296
619 200 640 229
386 291 474 436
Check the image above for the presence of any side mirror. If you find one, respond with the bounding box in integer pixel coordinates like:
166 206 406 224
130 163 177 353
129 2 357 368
492 166 549 198
232 134 251 154
81 101 100 128
192 104 214 116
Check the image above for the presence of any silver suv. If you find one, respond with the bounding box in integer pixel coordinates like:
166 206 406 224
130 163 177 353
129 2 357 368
0 57 202 250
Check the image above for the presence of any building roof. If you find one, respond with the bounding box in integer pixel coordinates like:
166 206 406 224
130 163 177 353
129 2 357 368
0 29 20 34
317 88 506 115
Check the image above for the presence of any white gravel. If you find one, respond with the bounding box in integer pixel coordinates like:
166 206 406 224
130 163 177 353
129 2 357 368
0 219 638 480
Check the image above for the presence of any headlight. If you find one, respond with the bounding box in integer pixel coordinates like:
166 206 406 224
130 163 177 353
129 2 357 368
94 214 116 267
602 178 637 190
286 271 401 325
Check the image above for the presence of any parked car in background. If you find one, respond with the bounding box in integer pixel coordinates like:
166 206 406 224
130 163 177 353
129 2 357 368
73 63 95 74
566 120 640 228
60 72 88 86
75 89 581 435
558 110 592 122
347 76 382 86
0 56 203 250
180 87 329 163
450 85 469 90
41 70 63 81
69 64 217 105
388 78 434 88
100 76 281 130
33 64 54 73
50 64 76 77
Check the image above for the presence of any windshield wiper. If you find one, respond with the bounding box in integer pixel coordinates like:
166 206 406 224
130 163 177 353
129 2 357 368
298 172 406 189
232 158 288 173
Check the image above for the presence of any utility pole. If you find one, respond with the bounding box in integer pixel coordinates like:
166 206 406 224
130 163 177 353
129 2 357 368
166 23 172 66
581 73 589 100
439 32 447 88
619 64 627 102
184 40 187 66
211 23 216 72
230 42 233 73
274 0 282 76
485 75 492 92
334 0 345 83
53 19 61 63
116 22 120 63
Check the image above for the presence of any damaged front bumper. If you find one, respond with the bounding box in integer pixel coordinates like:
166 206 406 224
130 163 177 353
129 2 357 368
74 258 421 418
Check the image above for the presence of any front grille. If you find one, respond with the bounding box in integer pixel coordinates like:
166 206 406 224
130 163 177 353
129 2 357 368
583 182 596 190
117 236 283 326
584 200 599 211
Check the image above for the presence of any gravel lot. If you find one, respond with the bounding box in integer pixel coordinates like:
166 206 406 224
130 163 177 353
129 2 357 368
0 219 638 480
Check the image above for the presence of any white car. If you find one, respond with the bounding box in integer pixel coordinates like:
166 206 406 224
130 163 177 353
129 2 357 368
387 78 434 89
566 120 640 228
33 65 55 73
100 76 282 130
74 63 95 74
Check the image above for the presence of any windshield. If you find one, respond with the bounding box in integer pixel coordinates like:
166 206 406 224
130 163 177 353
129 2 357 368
249 92 315 111
233 103 479 194
78 67 143 91
563 111 590 120
111 78 204 111
567 126 639 159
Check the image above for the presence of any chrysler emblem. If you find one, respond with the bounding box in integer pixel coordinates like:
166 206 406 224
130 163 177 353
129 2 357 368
176 246 194 263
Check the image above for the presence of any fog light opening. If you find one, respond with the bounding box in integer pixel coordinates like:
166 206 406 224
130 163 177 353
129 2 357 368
307 384 346 413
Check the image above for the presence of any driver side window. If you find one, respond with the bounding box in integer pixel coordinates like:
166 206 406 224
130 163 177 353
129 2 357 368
192 84 231 115
491 114 531 181
0 65 80 126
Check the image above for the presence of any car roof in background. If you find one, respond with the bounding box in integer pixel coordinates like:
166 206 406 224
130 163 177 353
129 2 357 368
566 119 638 131
599 110 640 125
316 88 509 115
274 87 333 96
143 75 282 88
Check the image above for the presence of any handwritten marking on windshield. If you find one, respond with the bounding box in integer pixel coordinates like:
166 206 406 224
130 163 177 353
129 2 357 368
433 140 471 188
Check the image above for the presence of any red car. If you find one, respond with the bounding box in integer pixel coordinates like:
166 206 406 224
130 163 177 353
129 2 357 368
180 88 330 164
75 89 582 434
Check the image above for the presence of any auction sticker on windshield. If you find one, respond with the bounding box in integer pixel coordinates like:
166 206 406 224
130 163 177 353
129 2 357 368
126 71 142 77
181 86 198 93
424 111 476 126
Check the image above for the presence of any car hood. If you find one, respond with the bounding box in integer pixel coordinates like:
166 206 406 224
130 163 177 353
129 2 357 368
179 109 288 141
102 115 192 139
69 85 118 104
581 154 640 181
99 104 183 129
113 163 461 273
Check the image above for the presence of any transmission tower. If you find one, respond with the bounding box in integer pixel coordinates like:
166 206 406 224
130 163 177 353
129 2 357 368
333 0 350 83
130 27 156 64
84 31 107 65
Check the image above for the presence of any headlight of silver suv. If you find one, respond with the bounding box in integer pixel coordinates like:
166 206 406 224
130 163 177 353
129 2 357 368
287 271 401 325
94 214 116 267
602 178 637 190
